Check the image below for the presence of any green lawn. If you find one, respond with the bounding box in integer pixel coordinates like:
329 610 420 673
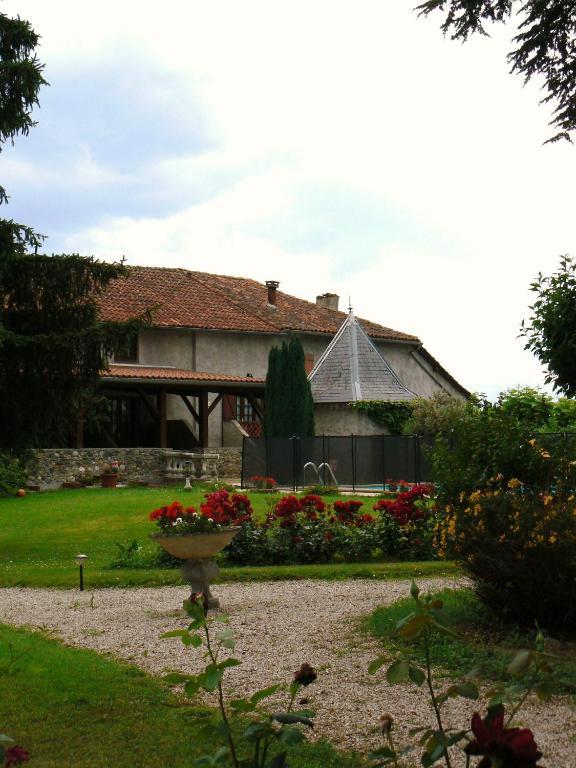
0 488 459 587
368 587 576 687
0 623 363 768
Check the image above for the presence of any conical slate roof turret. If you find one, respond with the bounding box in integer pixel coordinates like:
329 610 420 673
308 312 416 403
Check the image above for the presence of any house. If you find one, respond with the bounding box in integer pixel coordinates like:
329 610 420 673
83 266 468 449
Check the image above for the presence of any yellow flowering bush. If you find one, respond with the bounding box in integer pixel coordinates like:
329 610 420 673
436 475 576 630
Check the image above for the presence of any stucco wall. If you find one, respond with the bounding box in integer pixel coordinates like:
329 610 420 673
194 331 329 447
314 404 389 436
375 342 465 400
135 327 465 404
194 330 328 378
139 328 194 369
125 327 465 446
222 420 245 448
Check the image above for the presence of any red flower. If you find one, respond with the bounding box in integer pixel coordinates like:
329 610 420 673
200 490 253 526
373 484 433 527
293 663 317 686
333 500 364 524
249 475 277 488
300 494 326 519
4 746 30 767
149 502 197 523
190 592 209 616
274 495 302 527
465 711 543 768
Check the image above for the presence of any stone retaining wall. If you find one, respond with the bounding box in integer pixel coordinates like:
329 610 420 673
27 447 243 489
215 447 242 479
27 448 167 489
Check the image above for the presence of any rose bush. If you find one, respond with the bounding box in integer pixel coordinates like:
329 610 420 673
248 475 277 491
150 492 253 536
224 490 437 566
368 582 557 768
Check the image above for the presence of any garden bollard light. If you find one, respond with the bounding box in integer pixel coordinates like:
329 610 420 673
75 553 88 591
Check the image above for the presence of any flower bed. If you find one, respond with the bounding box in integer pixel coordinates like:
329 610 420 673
149 492 253 535
224 485 437 566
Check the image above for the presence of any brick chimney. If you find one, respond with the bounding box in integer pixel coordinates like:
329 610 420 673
316 293 339 311
266 280 279 307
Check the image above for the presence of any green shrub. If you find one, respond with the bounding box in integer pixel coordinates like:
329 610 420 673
0 452 26 496
222 522 269 566
109 539 180 569
429 396 563 505
403 390 470 436
302 485 339 496
437 478 576 631
330 523 380 562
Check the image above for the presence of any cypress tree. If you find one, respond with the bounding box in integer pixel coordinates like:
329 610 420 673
286 333 315 436
264 333 315 437
263 345 280 436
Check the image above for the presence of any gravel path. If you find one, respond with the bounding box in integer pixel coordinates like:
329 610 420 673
0 579 574 766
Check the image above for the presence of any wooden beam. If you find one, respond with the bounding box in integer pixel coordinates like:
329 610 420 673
137 388 159 421
199 390 209 448
100 423 119 449
158 389 167 448
246 394 264 421
208 393 223 415
75 409 85 449
180 394 200 424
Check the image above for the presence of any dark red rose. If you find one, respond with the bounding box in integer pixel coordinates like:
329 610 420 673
190 592 209 616
465 711 543 768
4 746 30 767
293 662 317 686
379 714 393 736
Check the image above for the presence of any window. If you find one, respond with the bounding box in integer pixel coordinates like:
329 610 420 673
304 353 314 374
107 396 135 445
236 396 254 421
114 333 138 363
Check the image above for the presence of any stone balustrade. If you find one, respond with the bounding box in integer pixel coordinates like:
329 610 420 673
163 450 220 483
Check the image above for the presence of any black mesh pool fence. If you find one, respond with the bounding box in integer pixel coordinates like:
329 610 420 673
241 434 434 490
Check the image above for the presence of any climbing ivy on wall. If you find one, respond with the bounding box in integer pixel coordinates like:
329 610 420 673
350 401 414 434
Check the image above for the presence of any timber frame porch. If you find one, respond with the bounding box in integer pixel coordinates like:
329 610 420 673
77 365 265 449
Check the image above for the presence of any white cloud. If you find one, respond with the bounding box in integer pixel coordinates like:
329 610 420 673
4 0 576 397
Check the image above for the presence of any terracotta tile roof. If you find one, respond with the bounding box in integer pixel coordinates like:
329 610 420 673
98 266 419 342
103 365 265 385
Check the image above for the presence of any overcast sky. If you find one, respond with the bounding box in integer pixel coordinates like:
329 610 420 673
3 1 576 398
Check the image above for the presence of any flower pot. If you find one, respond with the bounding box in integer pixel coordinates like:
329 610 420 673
101 474 118 488
151 529 240 610
150 528 239 559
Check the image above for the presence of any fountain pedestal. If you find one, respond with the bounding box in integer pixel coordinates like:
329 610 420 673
150 528 239 609
180 558 221 608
